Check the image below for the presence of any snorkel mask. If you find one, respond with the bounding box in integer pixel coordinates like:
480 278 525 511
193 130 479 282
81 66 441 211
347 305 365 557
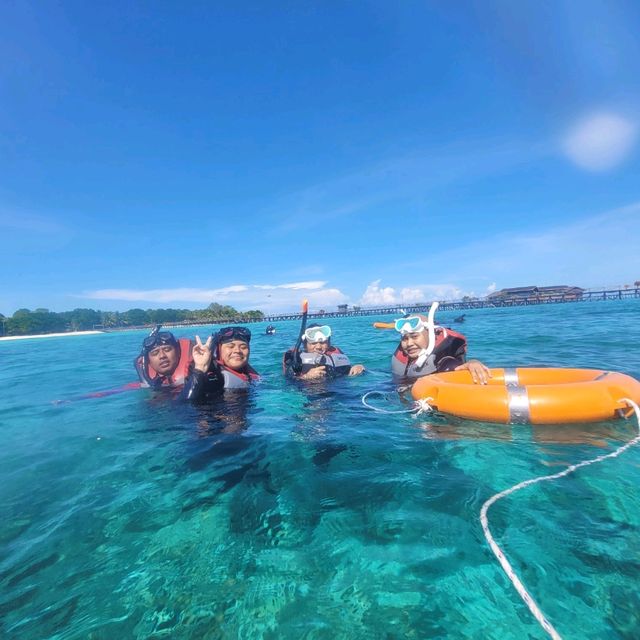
215 326 252 345
394 302 444 368
142 325 178 354
212 326 252 359
304 325 332 343
137 325 180 388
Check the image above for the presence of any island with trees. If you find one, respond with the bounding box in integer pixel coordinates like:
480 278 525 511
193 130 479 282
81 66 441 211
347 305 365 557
0 303 264 337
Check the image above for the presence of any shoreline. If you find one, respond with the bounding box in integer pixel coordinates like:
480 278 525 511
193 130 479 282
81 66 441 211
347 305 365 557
0 330 104 342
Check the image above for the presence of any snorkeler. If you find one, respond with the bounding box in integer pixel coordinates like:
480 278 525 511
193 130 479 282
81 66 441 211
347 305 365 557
134 326 193 389
390 303 490 384
283 301 364 380
183 326 260 402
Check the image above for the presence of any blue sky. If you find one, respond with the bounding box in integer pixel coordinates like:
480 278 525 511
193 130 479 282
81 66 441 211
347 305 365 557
1 1 639 315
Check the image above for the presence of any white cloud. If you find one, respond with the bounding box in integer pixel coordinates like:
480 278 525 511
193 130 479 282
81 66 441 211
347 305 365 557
254 281 326 291
76 202 640 312
354 194 640 307
306 288 349 310
399 287 426 302
562 112 638 171
86 286 248 303
360 280 398 305
359 280 467 306
391 201 640 291
81 281 347 313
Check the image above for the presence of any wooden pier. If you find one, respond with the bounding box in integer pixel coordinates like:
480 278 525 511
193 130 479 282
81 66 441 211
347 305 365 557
156 286 640 329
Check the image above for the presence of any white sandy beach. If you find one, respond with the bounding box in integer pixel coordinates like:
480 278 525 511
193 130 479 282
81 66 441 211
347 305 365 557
0 330 104 341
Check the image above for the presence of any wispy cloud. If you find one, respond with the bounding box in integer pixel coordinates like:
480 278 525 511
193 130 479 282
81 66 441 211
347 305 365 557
561 112 638 171
81 281 347 312
80 201 640 314
254 281 326 291
0 209 68 234
265 137 548 236
85 286 249 303
364 201 640 298
358 279 492 305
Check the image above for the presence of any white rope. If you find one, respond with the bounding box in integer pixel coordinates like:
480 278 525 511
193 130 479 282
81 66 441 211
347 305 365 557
361 391 434 415
480 398 640 640
414 398 434 415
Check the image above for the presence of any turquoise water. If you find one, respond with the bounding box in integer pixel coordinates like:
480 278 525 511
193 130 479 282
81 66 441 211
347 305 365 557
1 300 640 639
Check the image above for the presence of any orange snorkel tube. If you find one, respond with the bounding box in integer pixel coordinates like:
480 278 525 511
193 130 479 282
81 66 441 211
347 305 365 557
291 299 309 375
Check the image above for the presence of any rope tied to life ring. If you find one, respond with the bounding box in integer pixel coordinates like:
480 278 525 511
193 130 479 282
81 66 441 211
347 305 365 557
480 398 640 640
361 390 434 415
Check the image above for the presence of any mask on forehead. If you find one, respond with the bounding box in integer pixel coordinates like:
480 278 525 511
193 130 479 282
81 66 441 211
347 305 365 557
215 326 251 345
212 326 251 358
142 326 178 354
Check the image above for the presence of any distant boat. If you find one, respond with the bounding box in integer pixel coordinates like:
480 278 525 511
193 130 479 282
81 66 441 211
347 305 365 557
266 325 276 335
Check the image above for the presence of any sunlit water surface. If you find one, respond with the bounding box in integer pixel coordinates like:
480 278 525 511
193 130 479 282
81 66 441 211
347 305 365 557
1 300 640 639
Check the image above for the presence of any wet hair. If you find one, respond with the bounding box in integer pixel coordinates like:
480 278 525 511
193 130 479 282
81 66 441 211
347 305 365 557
142 330 178 355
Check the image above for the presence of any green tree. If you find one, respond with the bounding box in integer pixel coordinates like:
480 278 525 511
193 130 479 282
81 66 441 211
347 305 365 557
7 310 66 335
100 311 120 328
121 308 149 326
62 308 102 331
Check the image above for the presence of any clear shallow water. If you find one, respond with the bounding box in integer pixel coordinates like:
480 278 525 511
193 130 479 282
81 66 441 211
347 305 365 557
1 300 640 639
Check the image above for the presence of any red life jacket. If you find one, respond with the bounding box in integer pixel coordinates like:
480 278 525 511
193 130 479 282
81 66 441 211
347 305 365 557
135 338 193 388
391 328 467 379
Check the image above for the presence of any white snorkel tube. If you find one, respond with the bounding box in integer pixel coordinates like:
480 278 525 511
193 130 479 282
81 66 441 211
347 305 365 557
414 301 440 368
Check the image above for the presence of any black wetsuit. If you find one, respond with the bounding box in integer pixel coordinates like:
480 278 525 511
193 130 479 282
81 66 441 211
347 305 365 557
182 363 258 403
182 366 225 403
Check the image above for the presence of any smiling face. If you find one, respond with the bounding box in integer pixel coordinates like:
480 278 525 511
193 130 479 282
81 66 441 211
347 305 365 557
305 339 329 354
400 330 429 360
219 339 250 371
147 344 179 376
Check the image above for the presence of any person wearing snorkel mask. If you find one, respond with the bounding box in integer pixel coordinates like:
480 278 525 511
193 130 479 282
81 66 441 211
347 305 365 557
183 326 260 402
284 323 365 380
392 305 490 384
134 326 193 389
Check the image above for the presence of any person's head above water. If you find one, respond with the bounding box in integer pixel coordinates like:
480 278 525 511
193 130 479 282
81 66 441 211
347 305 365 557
213 326 251 371
141 327 180 377
303 323 332 354
394 314 433 360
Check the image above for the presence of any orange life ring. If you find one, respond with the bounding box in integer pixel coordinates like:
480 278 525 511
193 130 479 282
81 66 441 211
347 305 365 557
411 368 640 424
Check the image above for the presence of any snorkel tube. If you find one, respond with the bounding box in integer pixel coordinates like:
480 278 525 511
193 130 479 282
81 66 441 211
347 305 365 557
375 302 443 369
414 301 439 368
291 299 309 375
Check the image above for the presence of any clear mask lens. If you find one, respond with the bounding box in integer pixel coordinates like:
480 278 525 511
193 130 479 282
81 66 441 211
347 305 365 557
304 325 331 342
394 316 424 334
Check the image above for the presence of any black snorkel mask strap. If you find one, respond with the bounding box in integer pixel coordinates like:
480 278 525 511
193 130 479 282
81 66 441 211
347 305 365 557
142 324 162 349
139 324 165 389
291 300 309 375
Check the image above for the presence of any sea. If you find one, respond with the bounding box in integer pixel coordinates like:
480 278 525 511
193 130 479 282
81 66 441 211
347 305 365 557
1 300 639 639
